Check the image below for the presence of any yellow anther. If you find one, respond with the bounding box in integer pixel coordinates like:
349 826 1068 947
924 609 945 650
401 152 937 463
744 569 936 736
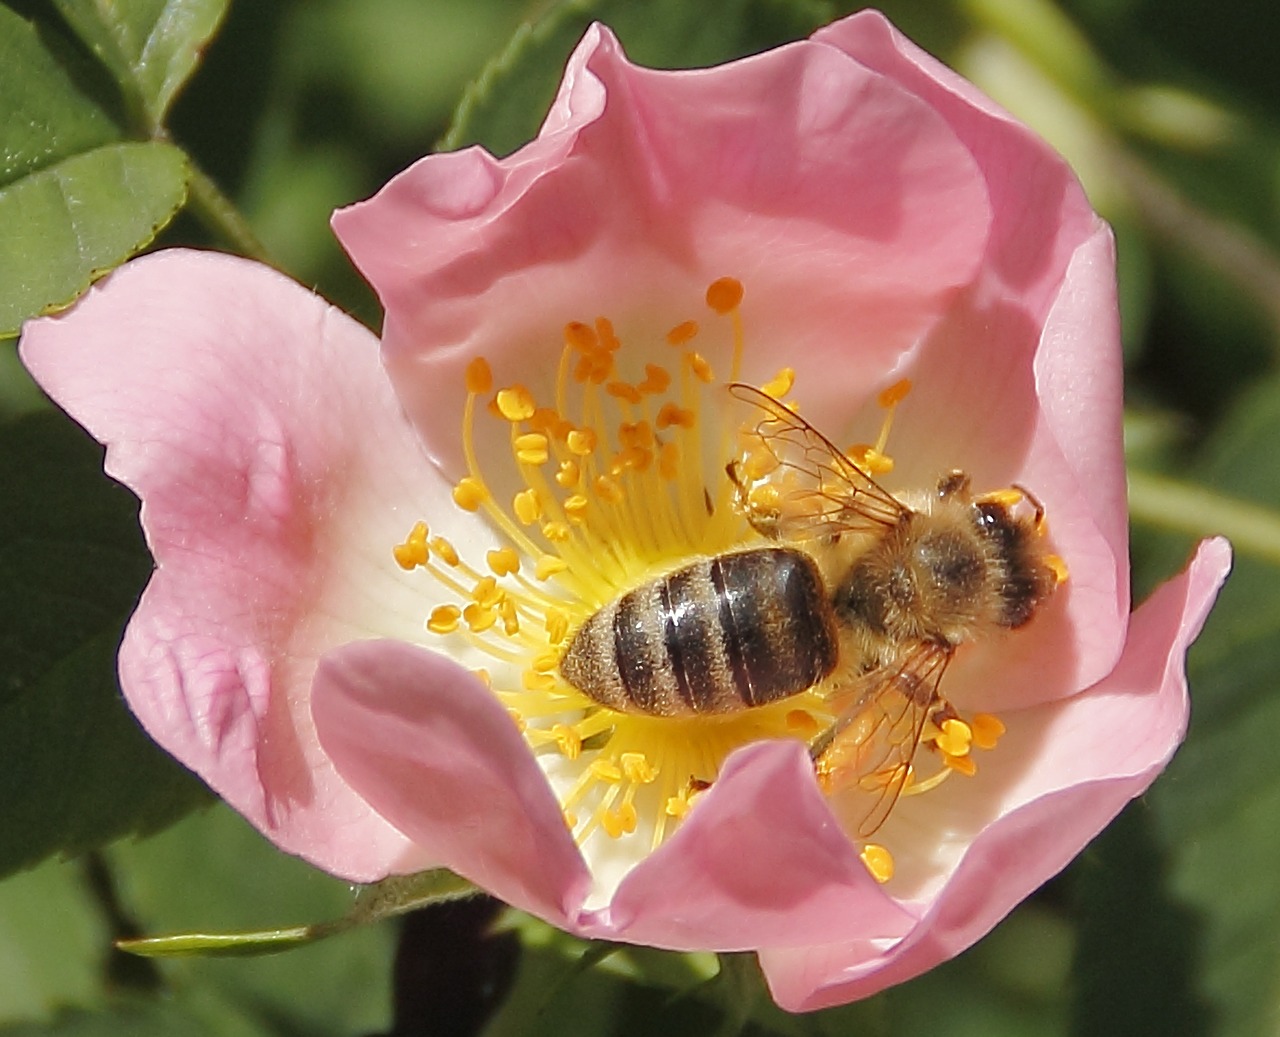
513 488 542 525
514 432 549 465
536 556 569 582
542 521 571 542
465 357 493 394
563 810 578 830
665 794 693 819
612 447 651 473
469 575 498 604
658 441 680 481
785 710 820 737
666 320 698 346
427 604 461 634
563 495 589 519
506 708 525 733
528 407 568 440
639 364 671 394
463 602 497 633
943 753 978 777
430 536 460 567
566 429 597 456
620 752 656 784
496 386 536 422
762 368 796 399
452 477 487 511
970 713 1006 751
656 403 696 430
523 669 557 692
392 521 429 570
601 809 626 839
593 475 624 504
487 546 521 577
877 378 912 408
531 651 560 674
606 381 643 404
499 597 519 636
555 459 580 488
847 445 894 475
545 607 570 644
595 316 620 351
742 449 780 480
552 723 581 759
590 758 623 783
1045 554 1070 585
474 668 492 688
686 352 715 383
706 276 744 315
616 801 637 832
564 321 597 352
618 421 654 450
935 718 973 757
859 844 895 884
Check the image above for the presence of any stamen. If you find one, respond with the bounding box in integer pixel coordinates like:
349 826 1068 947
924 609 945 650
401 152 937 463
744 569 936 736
393 521 429 570
427 605 462 634
1045 554 1070 584
666 320 698 346
705 277 744 315
970 713 1006 750
761 368 795 399
453 478 487 511
496 386 536 422
487 547 520 577
860 843 895 884
465 358 493 394
934 718 973 758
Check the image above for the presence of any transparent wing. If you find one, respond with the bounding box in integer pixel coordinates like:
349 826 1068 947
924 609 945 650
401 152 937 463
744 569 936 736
811 641 952 838
726 382 908 541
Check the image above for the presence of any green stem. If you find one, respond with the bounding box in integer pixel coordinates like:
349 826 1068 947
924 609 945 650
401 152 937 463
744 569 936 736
184 159 273 264
1128 470 1280 565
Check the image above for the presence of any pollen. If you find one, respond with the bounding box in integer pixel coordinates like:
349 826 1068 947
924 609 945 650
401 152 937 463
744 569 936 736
970 713 1006 750
934 718 973 758
465 357 493 394
705 276 744 315
427 605 461 634
392 521 429 570
514 433 549 465
761 368 795 399
496 386 536 422
1045 553 1070 585
860 843 895 884
453 477 487 511
487 547 520 577
666 320 698 346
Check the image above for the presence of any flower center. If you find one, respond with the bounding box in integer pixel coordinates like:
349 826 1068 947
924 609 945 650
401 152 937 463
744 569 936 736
392 278 1030 885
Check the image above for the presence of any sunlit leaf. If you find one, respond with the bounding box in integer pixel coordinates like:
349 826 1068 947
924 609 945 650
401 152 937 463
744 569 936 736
52 0 230 130
443 0 834 156
0 412 211 878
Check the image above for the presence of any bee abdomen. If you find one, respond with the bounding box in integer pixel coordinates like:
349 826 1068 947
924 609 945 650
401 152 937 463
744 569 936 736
559 547 837 717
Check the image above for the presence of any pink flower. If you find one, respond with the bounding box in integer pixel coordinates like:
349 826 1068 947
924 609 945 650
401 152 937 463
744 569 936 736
20 11 1229 1011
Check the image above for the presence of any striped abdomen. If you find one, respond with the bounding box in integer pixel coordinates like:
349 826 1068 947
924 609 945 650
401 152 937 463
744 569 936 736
559 547 838 716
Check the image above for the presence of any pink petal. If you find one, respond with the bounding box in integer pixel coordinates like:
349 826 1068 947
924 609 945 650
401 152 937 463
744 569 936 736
758 537 1232 1010
310 640 593 924
578 740 915 950
334 24 994 457
19 250 448 880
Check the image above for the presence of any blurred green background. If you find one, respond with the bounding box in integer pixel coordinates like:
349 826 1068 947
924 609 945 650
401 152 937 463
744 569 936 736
2 0 1279 1034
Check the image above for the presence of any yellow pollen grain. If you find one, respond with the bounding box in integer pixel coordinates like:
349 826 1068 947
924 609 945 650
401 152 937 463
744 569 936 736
564 321 597 352
514 432 549 465
545 608 570 643
1046 554 1070 585
452 477 487 511
566 429 597 456
555 460 581 488
748 483 782 510
513 488 542 525
552 723 582 759
878 378 912 408
665 794 692 819
474 668 492 688
563 495 589 519
430 536 460 567
743 449 779 480
593 474 624 504
499 597 519 636
392 521 429 570
666 319 698 346
606 381 643 404
656 403 696 430
620 752 656 784
935 718 972 757
465 357 493 394
639 364 672 394
706 276 744 315
427 604 461 634
496 386 536 422
536 556 569 582
762 368 796 399
981 487 1025 509
470 575 500 605
487 547 521 577
970 713 1006 750
860 844 895 884
686 352 715 383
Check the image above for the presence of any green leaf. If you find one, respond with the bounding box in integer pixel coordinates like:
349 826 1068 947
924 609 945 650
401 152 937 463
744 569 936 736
1083 375 1280 1037
51 0 229 131
0 412 211 879
0 992 273 1037
443 0 834 157
0 140 188 338
107 806 394 1037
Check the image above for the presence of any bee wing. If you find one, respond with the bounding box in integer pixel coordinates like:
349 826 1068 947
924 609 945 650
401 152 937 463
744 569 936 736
812 641 953 839
726 383 908 541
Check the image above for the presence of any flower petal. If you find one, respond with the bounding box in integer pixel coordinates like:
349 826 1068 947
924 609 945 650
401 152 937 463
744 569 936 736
19 250 447 880
758 536 1232 1010
577 740 915 951
311 639 593 924
334 24 994 456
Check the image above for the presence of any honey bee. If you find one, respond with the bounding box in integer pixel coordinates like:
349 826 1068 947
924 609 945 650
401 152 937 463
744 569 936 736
558 382 1062 836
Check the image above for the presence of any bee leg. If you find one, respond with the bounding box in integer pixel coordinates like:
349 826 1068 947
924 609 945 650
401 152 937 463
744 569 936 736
936 470 970 498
